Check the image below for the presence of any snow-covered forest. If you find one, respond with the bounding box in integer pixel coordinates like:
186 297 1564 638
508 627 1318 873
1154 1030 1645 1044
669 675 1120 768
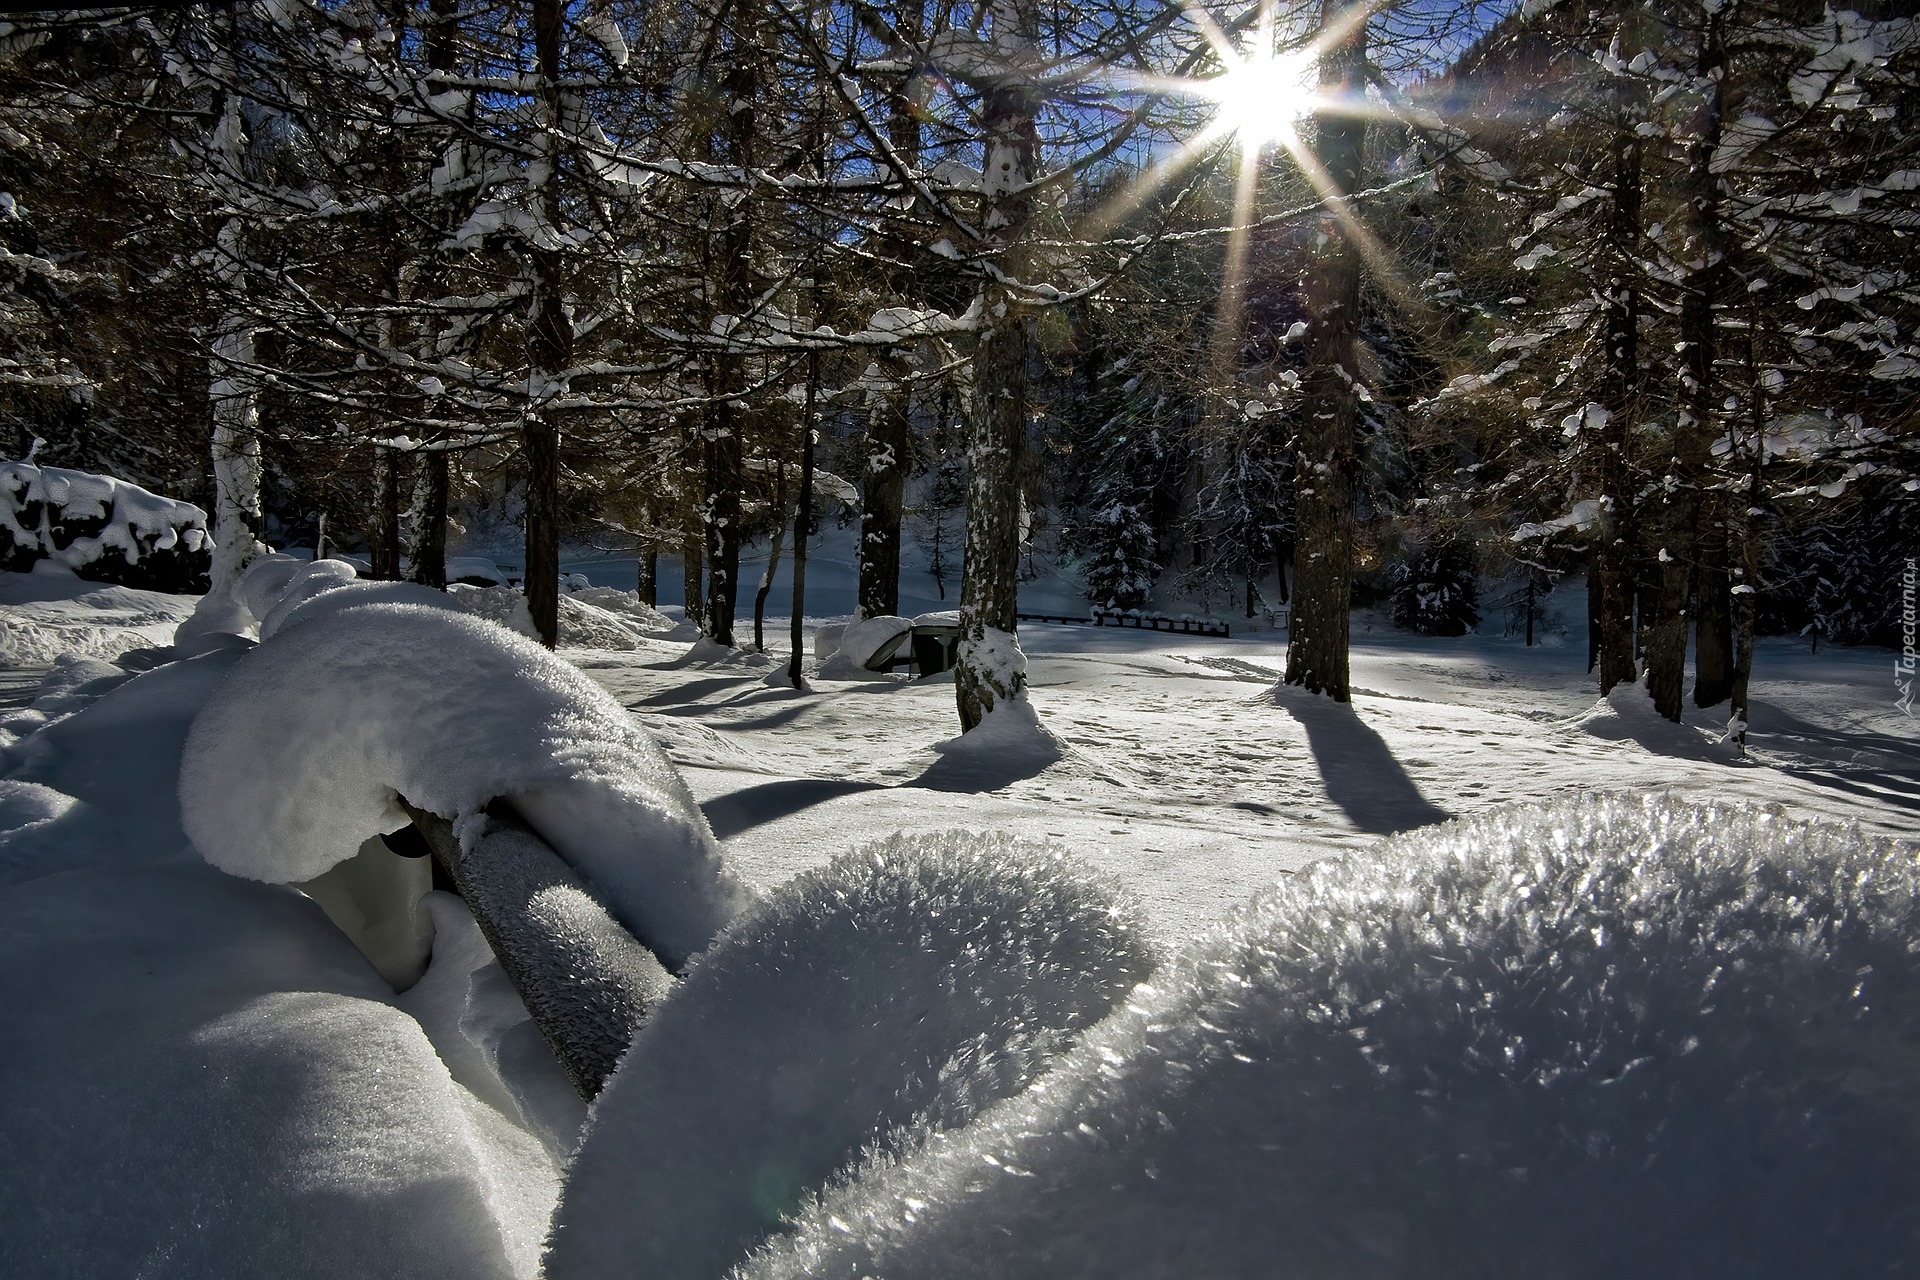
2 0 1918 1275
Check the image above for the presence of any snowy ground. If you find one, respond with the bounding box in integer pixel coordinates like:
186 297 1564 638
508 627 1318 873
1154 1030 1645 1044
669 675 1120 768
2 548 1916 1276
4 544 1912 948
568 604 1916 945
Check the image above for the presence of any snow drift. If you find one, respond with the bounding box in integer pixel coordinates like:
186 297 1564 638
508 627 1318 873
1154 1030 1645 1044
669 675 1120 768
0 862 560 1279
545 832 1157 1280
741 794 1920 1280
179 600 749 969
0 460 210 592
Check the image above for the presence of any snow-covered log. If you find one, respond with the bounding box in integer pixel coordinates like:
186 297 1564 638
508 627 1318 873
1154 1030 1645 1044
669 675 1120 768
0 461 210 593
402 801 672 1099
180 600 750 972
544 832 1156 1280
740 795 1920 1279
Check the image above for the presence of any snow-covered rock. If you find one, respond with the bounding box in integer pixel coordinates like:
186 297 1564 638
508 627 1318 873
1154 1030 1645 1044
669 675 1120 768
179 601 750 969
741 795 1920 1279
811 621 846 660
544 832 1156 1280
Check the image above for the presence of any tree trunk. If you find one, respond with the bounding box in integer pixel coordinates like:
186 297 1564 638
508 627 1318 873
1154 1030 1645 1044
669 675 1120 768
370 445 400 579
753 469 788 653
700 0 761 650
682 524 704 630
953 0 1039 732
404 449 448 589
857 18 924 623
1593 100 1642 695
858 385 908 619
521 0 573 650
1693 503 1733 706
1685 13 1730 709
1282 0 1365 703
637 545 657 606
522 416 560 647
789 359 818 689
209 298 269 594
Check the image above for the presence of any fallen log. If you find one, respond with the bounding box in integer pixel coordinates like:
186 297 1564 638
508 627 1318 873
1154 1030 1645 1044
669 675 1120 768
401 799 674 1100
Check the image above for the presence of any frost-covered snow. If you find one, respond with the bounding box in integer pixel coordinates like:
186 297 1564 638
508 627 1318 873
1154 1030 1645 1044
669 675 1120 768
740 795 1920 1279
179 601 749 969
545 832 1155 1280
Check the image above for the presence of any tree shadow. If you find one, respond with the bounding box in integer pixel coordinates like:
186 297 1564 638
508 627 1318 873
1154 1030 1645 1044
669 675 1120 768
631 676 761 707
907 744 1061 794
1275 689 1451 835
701 778 888 840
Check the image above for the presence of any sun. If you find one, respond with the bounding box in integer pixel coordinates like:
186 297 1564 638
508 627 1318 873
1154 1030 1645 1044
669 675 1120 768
1206 48 1320 151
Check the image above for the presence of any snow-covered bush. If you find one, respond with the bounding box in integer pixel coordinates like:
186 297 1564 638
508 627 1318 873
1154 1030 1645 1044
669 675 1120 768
1389 540 1480 637
545 833 1156 1280
741 795 1920 1280
179 600 749 969
1 460 210 592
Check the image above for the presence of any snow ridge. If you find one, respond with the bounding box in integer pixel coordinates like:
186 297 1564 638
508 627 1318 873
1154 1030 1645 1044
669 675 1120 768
740 794 1920 1279
545 832 1157 1280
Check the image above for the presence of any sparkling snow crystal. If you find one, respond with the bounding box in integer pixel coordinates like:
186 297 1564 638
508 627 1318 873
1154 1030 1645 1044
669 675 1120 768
179 601 749 968
740 794 1920 1280
545 832 1157 1280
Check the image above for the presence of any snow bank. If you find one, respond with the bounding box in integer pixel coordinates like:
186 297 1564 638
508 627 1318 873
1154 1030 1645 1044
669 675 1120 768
545 832 1156 1280
452 584 675 650
742 795 1920 1279
179 601 749 968
0 460 210 592
0 862 558 1279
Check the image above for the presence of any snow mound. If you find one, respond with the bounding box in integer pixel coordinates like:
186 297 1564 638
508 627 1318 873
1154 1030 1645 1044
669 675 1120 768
0 779 73 834
545 832 1157 1280
261 575 460 640
179 601 749 968
451 584 672 650
682 637 778 668
0 862 558 1279
449 555 511 585
742 794 1920 1279
31 653 126 713
933 693 1061 762
568 586 674 632
0 459 210 592
1570 674 1742 762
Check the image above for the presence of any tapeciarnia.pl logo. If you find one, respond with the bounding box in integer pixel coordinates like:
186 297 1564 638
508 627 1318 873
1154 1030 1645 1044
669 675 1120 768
1900 559 1917 717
